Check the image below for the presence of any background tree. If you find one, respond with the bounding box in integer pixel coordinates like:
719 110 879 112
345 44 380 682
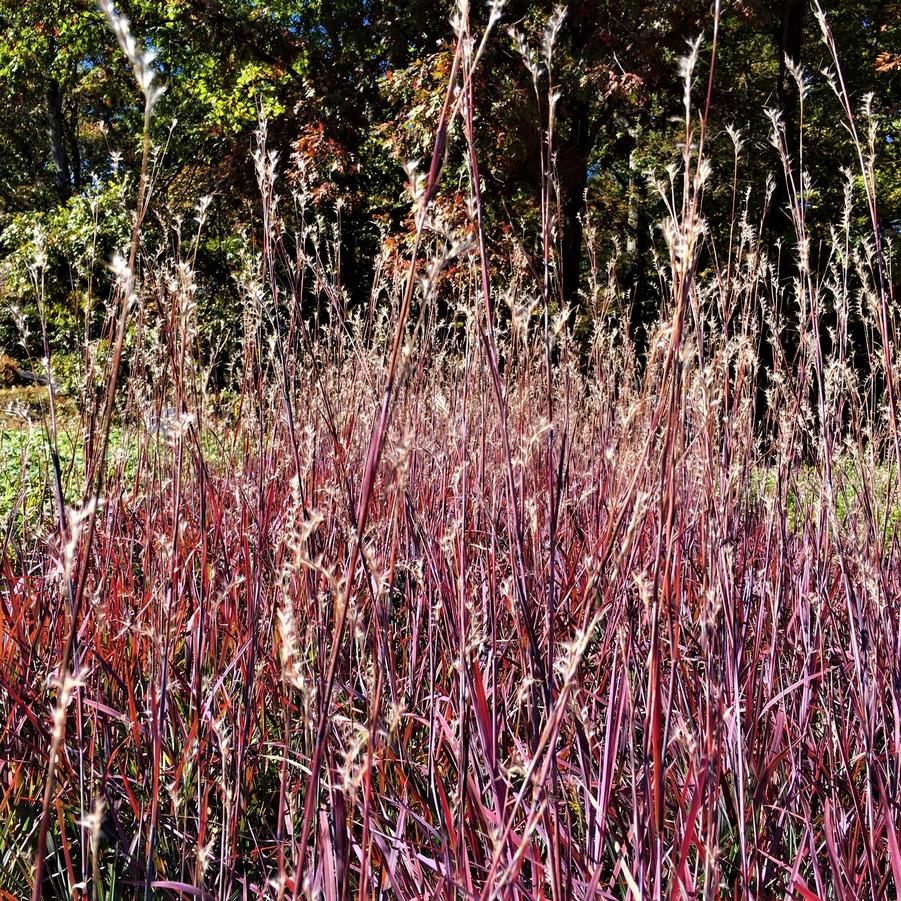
0 0 897 359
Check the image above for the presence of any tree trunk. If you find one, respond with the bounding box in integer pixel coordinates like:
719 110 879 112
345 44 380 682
46 80 72 201
66 98 82 192
560 173 587 305
557 102 592 305
767 0 806 237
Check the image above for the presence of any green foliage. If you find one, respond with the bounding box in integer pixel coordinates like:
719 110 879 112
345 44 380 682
0 0 896 363
0 178 130 351
0 422 143 530
0 425 81 527
0 0 138 207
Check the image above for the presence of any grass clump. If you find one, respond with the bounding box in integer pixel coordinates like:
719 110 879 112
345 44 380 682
2 3 901 900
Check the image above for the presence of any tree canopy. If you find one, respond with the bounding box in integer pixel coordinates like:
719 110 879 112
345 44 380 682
0 0 898 356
